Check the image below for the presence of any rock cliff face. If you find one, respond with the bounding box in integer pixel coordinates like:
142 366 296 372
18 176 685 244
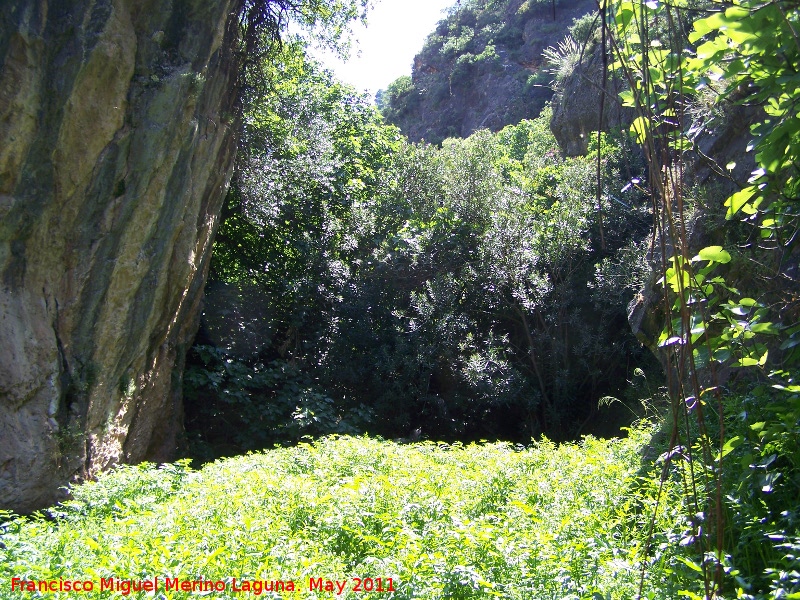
547 36 764 384
378 0 595 144
0 0 240 512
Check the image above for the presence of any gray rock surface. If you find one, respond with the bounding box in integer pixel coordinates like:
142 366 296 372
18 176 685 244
0 0 239 512
550 43 631 156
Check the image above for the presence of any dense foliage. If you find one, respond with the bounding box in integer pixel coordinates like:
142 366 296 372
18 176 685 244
2 425 691 599
606 0 800 596
235 0 373 106
3 1 799 599
183 40 656 457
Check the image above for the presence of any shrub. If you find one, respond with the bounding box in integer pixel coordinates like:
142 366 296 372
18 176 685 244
569 11 600 48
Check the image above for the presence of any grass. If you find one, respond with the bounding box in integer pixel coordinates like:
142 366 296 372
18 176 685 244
1 424 684 599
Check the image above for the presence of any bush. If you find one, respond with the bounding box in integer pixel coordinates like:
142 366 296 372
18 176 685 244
542 35 582 90
377 75 419 123
191 49 653 454
569 11 600 48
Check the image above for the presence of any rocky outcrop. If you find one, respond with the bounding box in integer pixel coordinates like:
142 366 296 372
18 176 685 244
549 43 631 156
625 105 761 379
379 0 596 144
0 0 240 512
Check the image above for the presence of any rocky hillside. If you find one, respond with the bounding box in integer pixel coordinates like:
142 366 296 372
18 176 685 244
377 0 596 144
0 0 239 513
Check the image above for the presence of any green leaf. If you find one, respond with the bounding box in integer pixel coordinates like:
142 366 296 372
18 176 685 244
688 18 712 43
724 5 752 21
693 345 710 369
759 348 769 366
630 116 649 145
717 436 742 461
676 556 703 573
749 322 778 335
725 186 757 219
732 356 760 368
772 384 800 393
693 246 731 264
695 38 727 60
619 89 636 107
84 537 101 550
780 336 800 350
713 347 732 362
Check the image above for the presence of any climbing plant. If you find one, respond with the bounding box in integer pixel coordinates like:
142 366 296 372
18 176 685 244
607 0 800 596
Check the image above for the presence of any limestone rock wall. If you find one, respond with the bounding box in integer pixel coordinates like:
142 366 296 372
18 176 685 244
0 0 240 512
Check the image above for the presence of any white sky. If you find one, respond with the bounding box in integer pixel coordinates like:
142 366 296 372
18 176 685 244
313 0 459 98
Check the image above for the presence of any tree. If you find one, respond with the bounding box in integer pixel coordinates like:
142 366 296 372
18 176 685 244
186 42 401 453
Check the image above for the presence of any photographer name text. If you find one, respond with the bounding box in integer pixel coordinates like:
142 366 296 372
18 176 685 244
10 576 396 595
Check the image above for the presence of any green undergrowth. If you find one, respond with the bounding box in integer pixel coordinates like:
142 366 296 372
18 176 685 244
1 425 685 599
